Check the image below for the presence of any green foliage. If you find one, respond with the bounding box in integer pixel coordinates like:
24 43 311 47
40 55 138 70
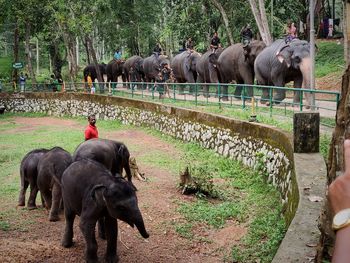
320 133 331 161
0 56 13 80
316 40 345 77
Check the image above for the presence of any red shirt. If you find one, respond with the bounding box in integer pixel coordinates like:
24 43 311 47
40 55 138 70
85 124 98 140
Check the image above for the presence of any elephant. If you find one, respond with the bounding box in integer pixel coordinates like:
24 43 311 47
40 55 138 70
123 55 145 89
83 63 107 83
171 50 201 93
143 54 170 88
106 60 126 88
61 159 149 263
73 138 133 184
37 146 72 221
18 148 49 209
217 40 266 100
254 39 312 107
196 48 224 97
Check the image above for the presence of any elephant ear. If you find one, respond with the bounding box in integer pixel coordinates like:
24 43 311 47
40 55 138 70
91 184 107 205
208 53 219 67
276 45 292 68
243 44 251 61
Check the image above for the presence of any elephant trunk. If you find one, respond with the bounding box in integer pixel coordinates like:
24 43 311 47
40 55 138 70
299 56 312 106
134 212 149 238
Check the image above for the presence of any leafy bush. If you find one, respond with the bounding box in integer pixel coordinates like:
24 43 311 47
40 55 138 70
316 40 345 77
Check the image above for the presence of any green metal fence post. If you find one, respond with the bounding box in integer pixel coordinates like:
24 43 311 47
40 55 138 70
242 85 246 109
269 87 273 117
299 89 303 112
152 83 155 100
195 84 198 106
336 93 340 108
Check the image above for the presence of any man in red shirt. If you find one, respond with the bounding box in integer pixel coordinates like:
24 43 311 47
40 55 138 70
84 115 99 140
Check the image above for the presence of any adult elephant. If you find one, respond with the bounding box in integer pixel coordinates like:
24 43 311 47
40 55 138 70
83 63 107 82
106 59 126 88
196 48 224 97
61 159 149 263
217 40 266 100
171 51 201 93
143 54 170 85
73 138 132 184
254 39 312 107
37 147 72 221
123 55 145 89
18 148 49 209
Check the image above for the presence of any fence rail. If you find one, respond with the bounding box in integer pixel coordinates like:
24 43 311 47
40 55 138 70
0 81 339 126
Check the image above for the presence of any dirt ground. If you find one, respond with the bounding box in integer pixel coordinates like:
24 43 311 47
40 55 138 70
0 117 246 263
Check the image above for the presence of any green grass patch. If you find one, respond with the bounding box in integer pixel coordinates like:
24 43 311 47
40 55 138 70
0 56 13 81
316 40 345 77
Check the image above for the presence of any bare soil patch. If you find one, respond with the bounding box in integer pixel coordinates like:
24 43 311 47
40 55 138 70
0 117 246 263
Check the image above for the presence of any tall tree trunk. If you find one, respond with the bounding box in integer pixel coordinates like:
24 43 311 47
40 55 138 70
24 21 36 88
210 0 234 45
86 35 103 84
345 0 350 66
49 41 64 80
83 36 91 64
13 21 19 89
249 0 272 45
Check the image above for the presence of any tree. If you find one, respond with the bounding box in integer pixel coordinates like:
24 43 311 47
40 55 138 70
210 0 234 45
248 0 272 45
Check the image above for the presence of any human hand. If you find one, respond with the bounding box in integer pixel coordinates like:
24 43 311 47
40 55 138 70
328 140 350 215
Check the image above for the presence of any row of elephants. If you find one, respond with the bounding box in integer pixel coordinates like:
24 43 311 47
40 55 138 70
18 138 149 263
84 38 313 106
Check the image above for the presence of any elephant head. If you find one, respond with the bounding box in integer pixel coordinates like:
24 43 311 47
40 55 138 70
208 47 224 82
242 40 266 66
276 40 311 91
184 52 200 82
92 180 149 239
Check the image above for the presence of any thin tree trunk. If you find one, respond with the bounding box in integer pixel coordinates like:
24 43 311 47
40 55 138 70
83 36 91 64
86 35 103 84
24 21 36 88
13 21 19 89
210 0 234 45
249 0 271 45
258 0 272 45
345 1 350 66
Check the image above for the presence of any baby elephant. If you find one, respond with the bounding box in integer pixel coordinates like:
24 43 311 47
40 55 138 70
61 159 149 263
37 147 72 221
18 148 49 209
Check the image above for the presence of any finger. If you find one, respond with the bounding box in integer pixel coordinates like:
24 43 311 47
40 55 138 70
344 139 350 175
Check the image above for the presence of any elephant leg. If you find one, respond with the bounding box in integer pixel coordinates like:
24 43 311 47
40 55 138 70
221 85 229 101
18 179 28 207
62 209 76 248
271 78 286 104
41 188 52 210
293 77 303 104
104 215 118 263
233 85 242 99
27 179 39 209
98 217 106 240
49 183 61 222
80 217 98 263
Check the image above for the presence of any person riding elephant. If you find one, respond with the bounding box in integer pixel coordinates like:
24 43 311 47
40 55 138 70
106 59 126 89
171 50 201 93
196 47 224 97
37 147 72 222
143 53 170 90
83 63 107 83
217 40 266 101
61 158 149 263
18 148 49 209
123 55 145 89
254 38 312 108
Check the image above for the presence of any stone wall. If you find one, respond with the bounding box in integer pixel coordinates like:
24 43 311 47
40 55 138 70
0 92 298 225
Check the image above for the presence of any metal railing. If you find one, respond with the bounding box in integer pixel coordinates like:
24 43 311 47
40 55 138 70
0 81 340 126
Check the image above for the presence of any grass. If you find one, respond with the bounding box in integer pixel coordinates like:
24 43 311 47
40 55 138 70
0 56 13 81
315 40 345 77
0 113 286 262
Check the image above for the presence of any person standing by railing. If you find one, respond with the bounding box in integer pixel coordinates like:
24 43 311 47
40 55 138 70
19 72 26 92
